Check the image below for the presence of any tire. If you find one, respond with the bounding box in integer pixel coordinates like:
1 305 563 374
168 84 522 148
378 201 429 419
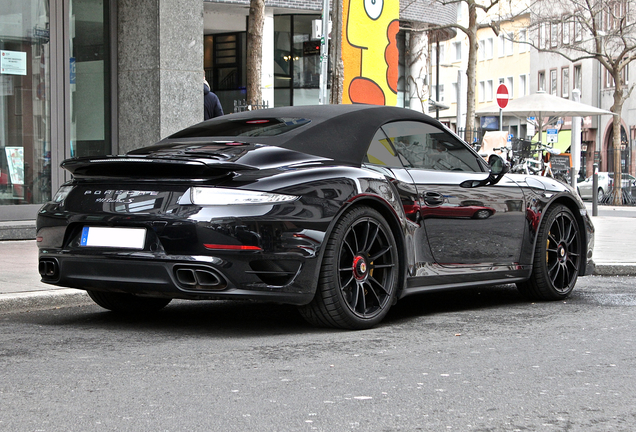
298 206 399 330
87 290 171 314
598 188 605 201
516 204 582 300
472 209 492 219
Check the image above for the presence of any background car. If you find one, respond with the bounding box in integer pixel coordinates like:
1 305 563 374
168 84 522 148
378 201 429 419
36 105 595 329
577 172 636 200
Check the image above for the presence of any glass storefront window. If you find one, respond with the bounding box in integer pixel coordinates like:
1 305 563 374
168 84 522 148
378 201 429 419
273 15 322 107
274 15 292 107
69 0 111 158
203 32 246 114
0 0 51 207
292 15 320 106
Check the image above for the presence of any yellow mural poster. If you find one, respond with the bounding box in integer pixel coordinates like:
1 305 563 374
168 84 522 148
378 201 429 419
342 0 399 105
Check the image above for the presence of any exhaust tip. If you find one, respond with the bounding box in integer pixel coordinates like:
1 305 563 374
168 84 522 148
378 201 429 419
174 266 226 291
39 258 60 280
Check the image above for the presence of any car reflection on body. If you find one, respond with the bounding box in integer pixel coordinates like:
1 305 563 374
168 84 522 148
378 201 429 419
405 201 496 219
36 105 595 329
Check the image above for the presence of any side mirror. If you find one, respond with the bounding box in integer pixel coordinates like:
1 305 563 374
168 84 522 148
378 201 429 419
488 154 509 176
461 154 510 188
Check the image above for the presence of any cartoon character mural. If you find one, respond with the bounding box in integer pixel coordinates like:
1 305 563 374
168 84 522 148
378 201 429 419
342 0 399 105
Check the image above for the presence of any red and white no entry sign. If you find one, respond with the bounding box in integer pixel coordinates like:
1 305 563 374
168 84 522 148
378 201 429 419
496 84 509 109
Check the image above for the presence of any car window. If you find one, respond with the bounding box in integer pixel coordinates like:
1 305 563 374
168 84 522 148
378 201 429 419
363 129 403 167
381 121 482 172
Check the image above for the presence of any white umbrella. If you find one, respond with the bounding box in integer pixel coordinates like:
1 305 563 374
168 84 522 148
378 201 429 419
476 91 616 141
477 91 616 189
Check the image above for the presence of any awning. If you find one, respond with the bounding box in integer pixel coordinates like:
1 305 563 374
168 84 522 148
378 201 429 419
532 130 571 153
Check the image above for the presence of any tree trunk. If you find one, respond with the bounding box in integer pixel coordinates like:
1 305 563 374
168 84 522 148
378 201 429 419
464 1 478 144
247 0 265 107
407 26 429 113
611 70 624 205
611 110 623 205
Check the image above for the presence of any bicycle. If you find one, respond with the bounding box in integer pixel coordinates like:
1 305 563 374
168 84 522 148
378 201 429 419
510 139 567 183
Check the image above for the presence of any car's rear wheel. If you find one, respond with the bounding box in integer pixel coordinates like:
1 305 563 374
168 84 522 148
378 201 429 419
87 290 171 314
298 206 399 329
516 204 581 300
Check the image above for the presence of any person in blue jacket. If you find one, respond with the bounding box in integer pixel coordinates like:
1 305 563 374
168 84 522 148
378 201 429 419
204 80 224 120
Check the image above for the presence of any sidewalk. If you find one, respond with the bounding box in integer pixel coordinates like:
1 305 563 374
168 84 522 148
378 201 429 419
1 208 635 313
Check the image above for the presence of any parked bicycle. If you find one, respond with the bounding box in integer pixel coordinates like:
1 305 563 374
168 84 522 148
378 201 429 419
510 138 569 184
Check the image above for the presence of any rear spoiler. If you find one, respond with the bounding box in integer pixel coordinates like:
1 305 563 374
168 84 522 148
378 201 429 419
61 155 258 179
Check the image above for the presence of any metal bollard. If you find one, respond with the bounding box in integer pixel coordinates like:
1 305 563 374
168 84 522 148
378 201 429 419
592 163 598 216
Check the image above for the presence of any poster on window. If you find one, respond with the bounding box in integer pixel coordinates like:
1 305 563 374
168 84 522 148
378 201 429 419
1 50 27 76
5 147 24 185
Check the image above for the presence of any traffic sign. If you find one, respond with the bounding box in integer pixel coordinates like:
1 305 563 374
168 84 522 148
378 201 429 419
496 84 509 109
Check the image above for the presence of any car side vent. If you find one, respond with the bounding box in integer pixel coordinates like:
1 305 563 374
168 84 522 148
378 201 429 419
247 260 302 287
174 266 227 291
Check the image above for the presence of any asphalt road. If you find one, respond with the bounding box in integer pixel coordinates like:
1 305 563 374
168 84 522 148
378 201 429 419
2 276 636 432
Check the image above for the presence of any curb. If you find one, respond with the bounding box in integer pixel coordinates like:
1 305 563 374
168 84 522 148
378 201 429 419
0 289 93 314
0 221 37 241
2 264 636 315
593 263 636 277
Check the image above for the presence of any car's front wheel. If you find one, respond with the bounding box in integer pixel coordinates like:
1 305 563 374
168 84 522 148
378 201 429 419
516 204 582 300
298 206 399 329
87 290 171 314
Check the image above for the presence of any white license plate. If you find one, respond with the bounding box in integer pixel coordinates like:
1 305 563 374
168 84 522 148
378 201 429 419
80 226 146 249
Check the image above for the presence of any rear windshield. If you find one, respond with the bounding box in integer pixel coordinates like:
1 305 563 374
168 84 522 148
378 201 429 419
169 117 311 139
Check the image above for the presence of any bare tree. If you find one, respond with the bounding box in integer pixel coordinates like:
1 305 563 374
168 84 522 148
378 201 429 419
247 0 265 107
427 0 504 142
525 0 636 204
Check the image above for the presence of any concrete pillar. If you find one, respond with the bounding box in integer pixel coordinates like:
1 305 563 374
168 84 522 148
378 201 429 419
117 0 203 154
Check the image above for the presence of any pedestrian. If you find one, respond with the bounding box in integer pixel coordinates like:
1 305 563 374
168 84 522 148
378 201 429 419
204 79 223 120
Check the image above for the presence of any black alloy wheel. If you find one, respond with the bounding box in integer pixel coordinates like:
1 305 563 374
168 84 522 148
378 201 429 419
517 204 581 300
299 206 399 329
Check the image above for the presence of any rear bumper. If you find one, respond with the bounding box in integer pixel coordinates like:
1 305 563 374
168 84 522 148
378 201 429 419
38 251 317 305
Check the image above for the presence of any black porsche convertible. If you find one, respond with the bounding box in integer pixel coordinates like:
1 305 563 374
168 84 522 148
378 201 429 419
36 105 594 329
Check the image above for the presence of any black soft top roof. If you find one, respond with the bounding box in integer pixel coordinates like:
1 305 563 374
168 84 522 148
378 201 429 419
154 104 443 167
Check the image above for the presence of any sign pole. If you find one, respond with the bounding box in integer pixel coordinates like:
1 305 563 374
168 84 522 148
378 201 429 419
496 84 509 132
